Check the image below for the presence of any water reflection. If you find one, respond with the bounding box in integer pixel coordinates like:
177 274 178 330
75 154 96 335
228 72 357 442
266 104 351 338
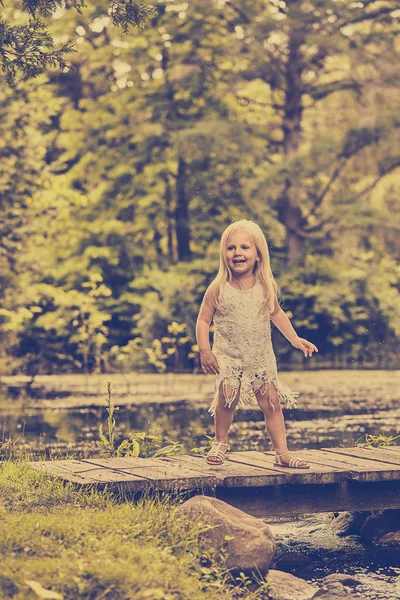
2 401 399 459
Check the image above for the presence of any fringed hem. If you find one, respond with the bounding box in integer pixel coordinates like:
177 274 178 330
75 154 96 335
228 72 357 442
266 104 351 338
208 374 299 418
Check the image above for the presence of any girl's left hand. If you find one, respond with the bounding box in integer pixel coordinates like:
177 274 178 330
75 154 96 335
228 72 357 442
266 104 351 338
291 336 318 357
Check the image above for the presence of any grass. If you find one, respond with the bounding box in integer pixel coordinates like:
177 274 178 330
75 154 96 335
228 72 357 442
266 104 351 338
0 459 272 600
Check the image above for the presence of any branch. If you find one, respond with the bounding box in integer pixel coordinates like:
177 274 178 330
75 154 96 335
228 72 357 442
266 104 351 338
302 157 400 237
344 5 398 27
332 3 398 33
0 2 158 85
297 219 335 238
302 158 348 222
306 79 362 101
236 95 283 111
225 1 251 24
348 158 400 204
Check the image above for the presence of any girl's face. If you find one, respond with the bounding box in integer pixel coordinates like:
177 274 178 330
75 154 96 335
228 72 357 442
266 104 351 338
225 229 259 277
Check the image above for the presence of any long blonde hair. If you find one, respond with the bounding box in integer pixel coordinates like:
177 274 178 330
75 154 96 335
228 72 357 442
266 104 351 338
209 219 281 314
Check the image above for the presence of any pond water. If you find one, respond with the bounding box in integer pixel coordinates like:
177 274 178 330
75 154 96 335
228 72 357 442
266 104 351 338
1 370 400 598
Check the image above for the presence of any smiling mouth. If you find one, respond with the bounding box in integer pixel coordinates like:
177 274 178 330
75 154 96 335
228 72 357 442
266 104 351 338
232 259 246 265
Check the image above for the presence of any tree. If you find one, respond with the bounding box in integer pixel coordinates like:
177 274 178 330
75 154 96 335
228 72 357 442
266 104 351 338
0 0 157 85
222 0 400 263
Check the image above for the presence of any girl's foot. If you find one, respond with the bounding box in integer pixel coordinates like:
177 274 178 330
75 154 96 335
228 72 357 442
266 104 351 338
274 450 310 469
206 441 227 465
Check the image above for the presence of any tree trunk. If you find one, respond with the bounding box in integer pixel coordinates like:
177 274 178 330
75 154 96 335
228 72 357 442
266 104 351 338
281 17 305 264
162 172 176 263
175 156 192 261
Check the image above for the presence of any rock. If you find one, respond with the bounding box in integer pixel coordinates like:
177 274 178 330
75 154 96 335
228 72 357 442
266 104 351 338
375 530 400 547
312 581 357 598
266 569 317 600
360 509 400 542
330 511 370 537
321 573 362 588
175 495 276 573
312 592 355 599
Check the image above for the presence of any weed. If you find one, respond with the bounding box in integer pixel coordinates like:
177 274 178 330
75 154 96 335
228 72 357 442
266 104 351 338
356 433 400 448
97 382 182 458
0 421 24 461
191 435 215 457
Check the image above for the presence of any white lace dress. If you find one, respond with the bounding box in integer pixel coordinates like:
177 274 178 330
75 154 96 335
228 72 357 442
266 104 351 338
209 281 299 416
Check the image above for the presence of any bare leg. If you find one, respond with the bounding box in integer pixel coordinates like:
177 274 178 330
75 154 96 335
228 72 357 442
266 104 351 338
254 382 309 467
207 382 240 464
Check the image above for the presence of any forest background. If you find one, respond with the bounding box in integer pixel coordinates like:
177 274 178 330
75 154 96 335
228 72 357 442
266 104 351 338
0 0 399 377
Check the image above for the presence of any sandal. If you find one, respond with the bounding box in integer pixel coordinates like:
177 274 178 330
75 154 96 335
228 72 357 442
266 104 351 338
206 441 227 466
274 451 310 469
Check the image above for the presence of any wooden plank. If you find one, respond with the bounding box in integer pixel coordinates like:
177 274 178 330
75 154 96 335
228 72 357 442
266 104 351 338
163 454 290 487
168 453 285 474
79 457 179 469
226 451 350 485
34 459 106 474
227 451 294 473
78 458 218 491
263 448 400 481
323 447 400 467
165 454 347 487
31 462 143 486
179 454 343 488
32 459 216 492
165 453 348 488
230 450 344 472
378 445 400 456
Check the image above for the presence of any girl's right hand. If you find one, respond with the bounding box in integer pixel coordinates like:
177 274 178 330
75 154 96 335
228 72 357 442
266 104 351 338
200 350 220 375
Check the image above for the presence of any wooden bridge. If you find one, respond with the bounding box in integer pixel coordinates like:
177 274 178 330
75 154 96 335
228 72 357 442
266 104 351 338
32 446 400 517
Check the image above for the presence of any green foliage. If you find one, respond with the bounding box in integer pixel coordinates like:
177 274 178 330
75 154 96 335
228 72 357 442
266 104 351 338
0 1 157 85
1 0 400 373
356 433 400 448
1 275 112 374
145 321 193 372
191 435 215 457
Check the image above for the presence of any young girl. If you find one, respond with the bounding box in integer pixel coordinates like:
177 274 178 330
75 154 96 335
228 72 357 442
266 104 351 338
196 219 318 467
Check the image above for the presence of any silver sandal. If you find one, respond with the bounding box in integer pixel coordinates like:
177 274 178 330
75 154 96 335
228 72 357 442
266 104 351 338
206 441 227 466
274 451 310 469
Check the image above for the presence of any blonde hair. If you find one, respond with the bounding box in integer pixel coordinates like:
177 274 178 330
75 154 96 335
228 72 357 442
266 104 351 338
209 219 281 314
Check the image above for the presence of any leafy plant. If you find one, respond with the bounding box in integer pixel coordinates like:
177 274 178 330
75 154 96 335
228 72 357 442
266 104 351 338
356 433 400 448
191 435 215 457
128 431 182 459
97 382 182 458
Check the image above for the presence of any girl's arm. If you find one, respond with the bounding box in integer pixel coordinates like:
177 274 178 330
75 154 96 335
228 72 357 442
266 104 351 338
271 307 318 358
270 308 298 344
196 287 220 374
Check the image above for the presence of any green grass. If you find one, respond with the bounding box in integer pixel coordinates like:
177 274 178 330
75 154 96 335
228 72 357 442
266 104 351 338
0 460 271 599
